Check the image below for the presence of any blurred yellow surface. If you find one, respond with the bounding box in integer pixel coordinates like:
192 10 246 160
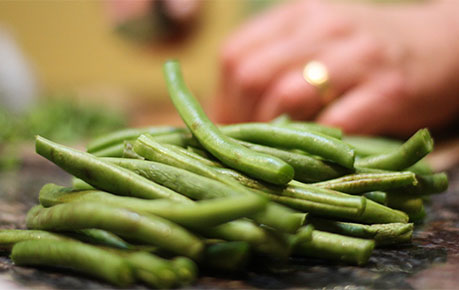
0 1 244 103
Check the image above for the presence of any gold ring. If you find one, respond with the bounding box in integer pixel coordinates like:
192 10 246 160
303 61 334 104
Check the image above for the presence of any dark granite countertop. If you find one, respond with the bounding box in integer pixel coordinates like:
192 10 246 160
1 158 458 289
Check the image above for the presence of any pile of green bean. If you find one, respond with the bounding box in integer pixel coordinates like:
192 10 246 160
1 60 449 288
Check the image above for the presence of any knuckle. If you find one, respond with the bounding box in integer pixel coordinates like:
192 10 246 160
380 73 408 100
320 14 353 37
219 43 238 73
232 61 266 94
358 36 385 65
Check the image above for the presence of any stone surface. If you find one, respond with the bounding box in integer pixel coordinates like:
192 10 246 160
0 158 458 289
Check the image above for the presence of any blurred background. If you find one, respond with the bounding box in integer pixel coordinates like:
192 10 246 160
0 0 277 170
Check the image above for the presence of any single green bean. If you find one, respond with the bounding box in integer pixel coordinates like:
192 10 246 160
36 136 191 203
270 113 291 125
386 193 424 220
0 229 68 251
163 60 294 185
312 172 418 194
235 139 349 182
73 229 132 250
294 230 375 265
355 129 434 170
343 135 402 157
406 159 433 175
221 123 355 168
163 144 222 167
283 122 343 139
72 177 94 190
363 191 387 205
11 239 134 286
87 126 181 153
122 141 144 159
134 136 305 233
26 203 204 260
308 218 413 246
91 142 124 157
39 183 266 229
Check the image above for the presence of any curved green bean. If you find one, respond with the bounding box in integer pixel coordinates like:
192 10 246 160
221 123 355 168
355 129 433 170
35 136 191 203
26 203 204 260
163 60 294 185
11 239 134 286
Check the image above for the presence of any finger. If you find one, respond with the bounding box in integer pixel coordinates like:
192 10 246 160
254 35 382 121
316 74 406 135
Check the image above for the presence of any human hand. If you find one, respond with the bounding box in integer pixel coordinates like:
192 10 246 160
215 0 459 136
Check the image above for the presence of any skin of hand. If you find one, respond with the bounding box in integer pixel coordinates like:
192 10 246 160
215 0 459 136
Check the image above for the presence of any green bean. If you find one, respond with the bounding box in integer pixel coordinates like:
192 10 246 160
294 230 375 265
308 218 413 246
11 239 134 286
0 229 68 251
203 241 250 272
163 144 222 167
386 193 424 220
163 60 294 185
270 113 291 125
235 139 349 182
134 136 305 233
73 229 132 250
36 136 192 203
125 253 175 288
343 135 402 157
170 257 198 286
202 220 291 260
215 167 365 219
221 123 355 168
72 177 94 190
91 142 124 157
405 159 433 175
363 191 387 205
39 183 266 229
87 126 180 153
411 172 448 195
358 199 409 224
103 157 251 200
289 224 314 247
122 141 144 159
270 114 343 139
282 122 343 139
216 167 408 223
26 203 204 260
355 129 434 170
312 172 418 194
